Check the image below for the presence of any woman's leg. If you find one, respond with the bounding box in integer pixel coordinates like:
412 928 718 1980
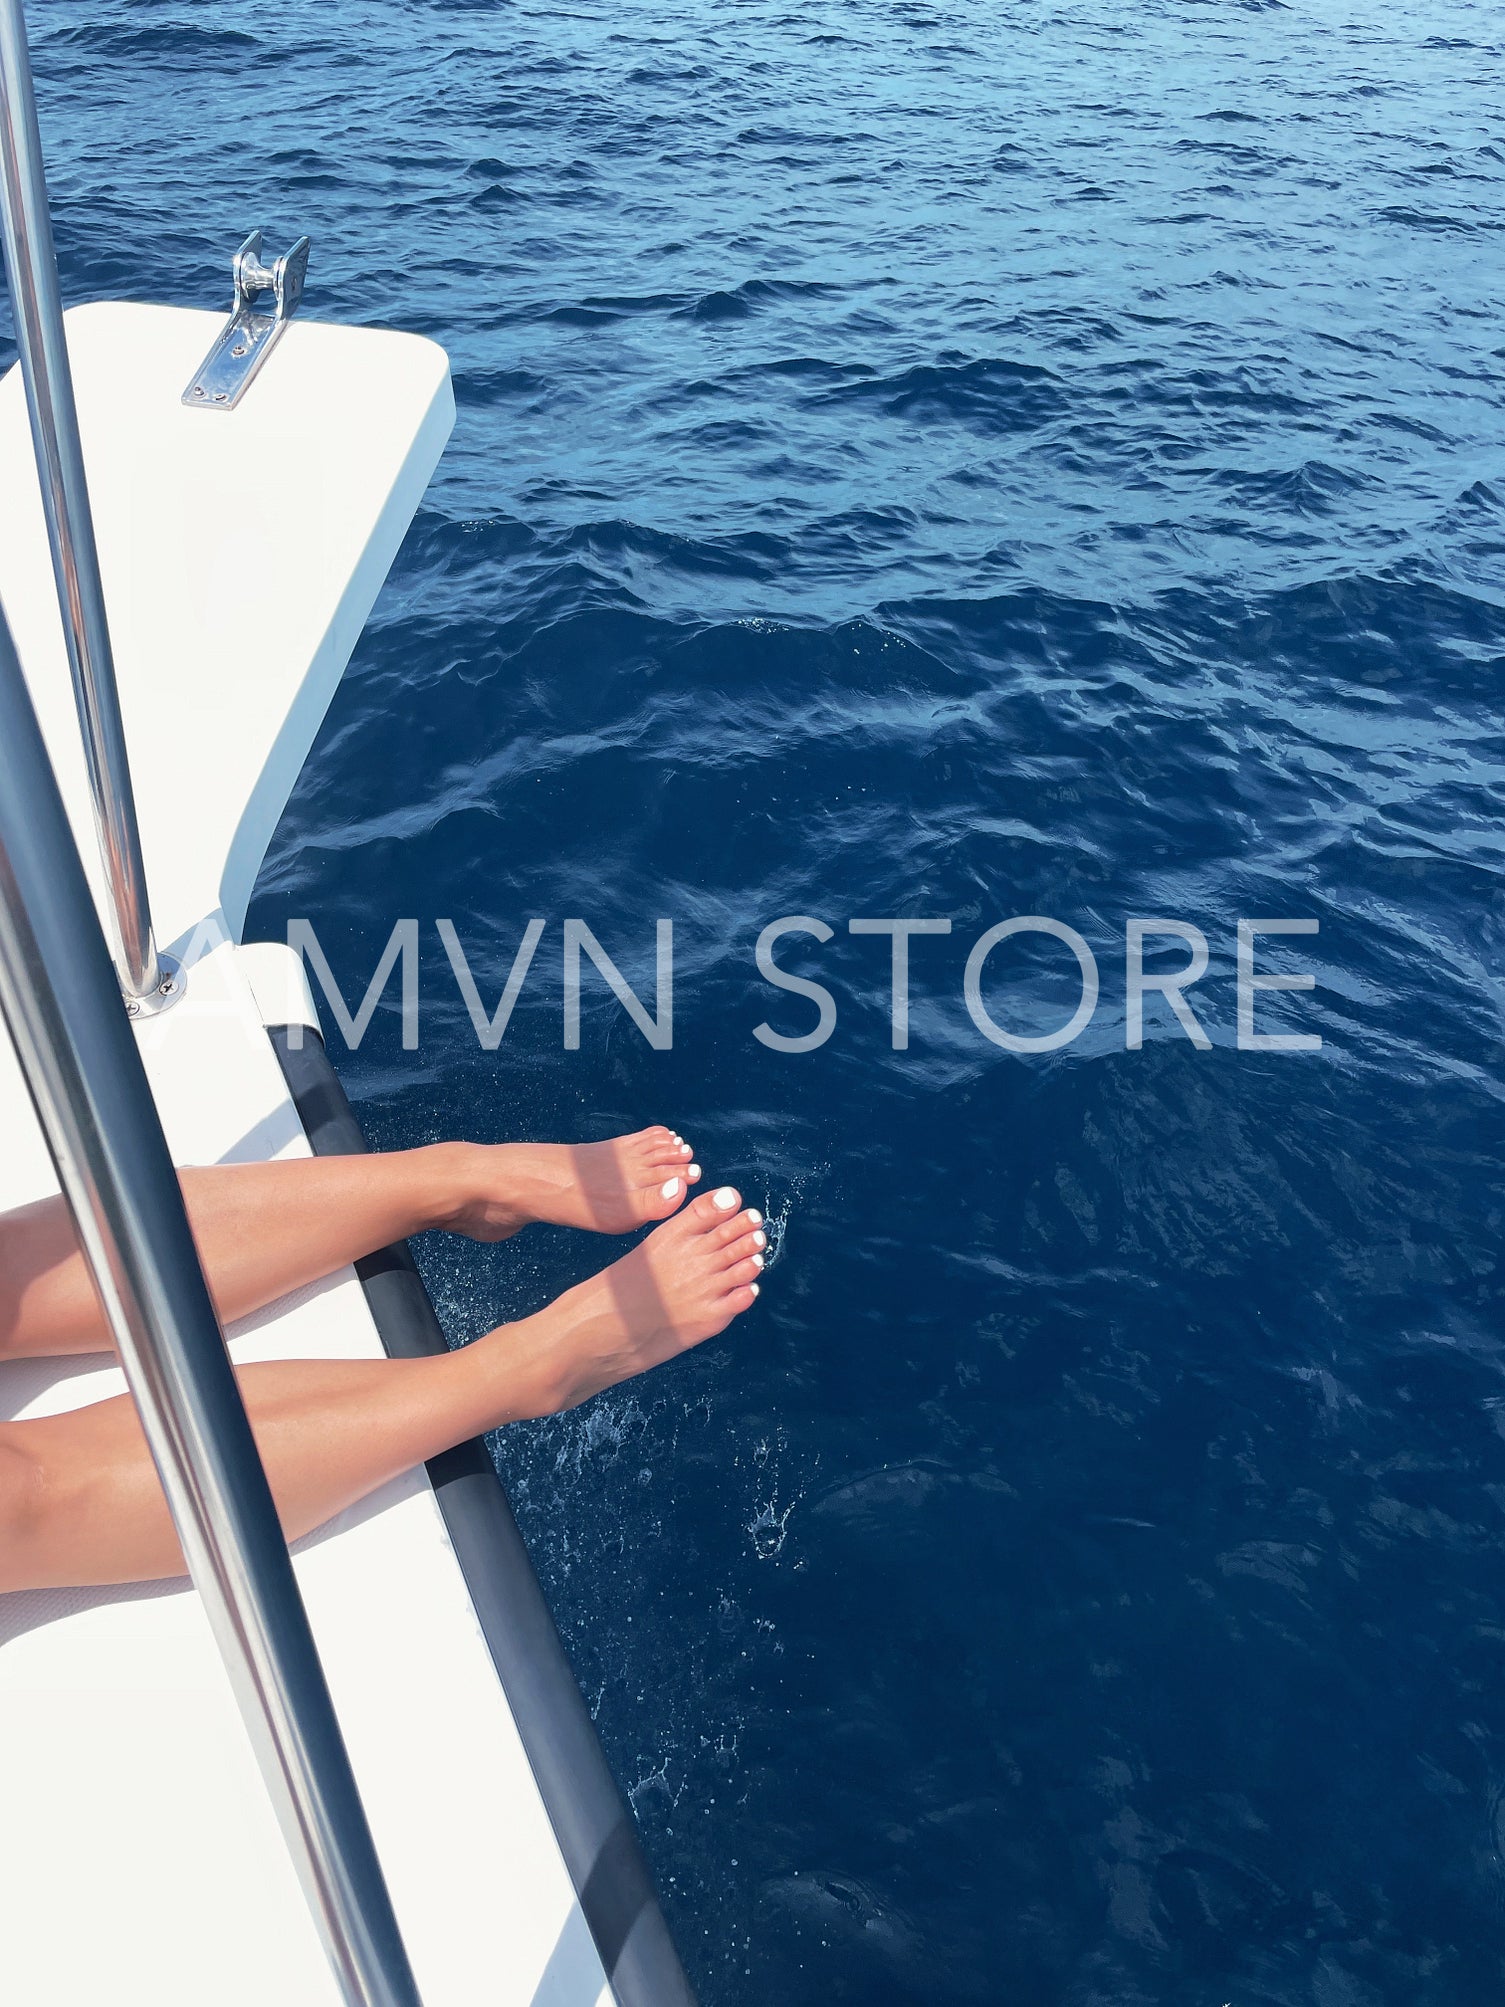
0 1127 701 1360
0 1187 765 1592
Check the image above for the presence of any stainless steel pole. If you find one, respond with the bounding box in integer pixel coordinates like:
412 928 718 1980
0 0 164 1005
0 605 421 2007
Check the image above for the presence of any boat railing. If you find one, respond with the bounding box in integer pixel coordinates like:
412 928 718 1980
0 1 424 2000
0 0 173 1012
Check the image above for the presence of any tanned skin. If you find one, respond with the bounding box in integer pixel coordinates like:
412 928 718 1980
0 1130 764 1591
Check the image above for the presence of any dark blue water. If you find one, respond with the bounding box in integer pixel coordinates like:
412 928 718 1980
23 0 1505 1998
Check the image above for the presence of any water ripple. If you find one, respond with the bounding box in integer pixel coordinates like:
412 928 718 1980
29 0 1505 1999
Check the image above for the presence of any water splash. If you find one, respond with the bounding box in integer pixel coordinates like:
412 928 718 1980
628 1757 687 1815
757 1160 827 1271
742 1427 816 1562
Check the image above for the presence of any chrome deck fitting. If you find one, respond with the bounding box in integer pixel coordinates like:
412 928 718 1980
182 230 310 412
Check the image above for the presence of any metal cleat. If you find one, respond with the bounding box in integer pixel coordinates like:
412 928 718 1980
181 229 311 411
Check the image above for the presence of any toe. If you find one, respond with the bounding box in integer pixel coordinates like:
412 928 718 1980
725 1255 763 1288
709 1209 762 1250
644 1175 689 1219
684 1185 742 1231
721 1233 764 1271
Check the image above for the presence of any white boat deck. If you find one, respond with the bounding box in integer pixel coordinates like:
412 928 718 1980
0 304 613 2004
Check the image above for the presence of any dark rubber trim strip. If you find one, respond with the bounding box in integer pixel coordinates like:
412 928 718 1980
267 1025 698 2007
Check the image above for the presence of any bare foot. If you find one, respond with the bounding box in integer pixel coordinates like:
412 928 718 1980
437 1127 702 1240
499 1186 766 1414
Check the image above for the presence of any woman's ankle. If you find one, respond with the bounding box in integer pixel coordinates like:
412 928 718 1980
473 1305 572 1422
412 1141 488 1234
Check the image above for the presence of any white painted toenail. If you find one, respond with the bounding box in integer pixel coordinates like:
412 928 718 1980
752 1253 764 1270
713 1187 738 1210
745 1209 762 1226
749 1281 759 1297
689 1164 702 1178
661 1178 681 1199
753 1230 767 1249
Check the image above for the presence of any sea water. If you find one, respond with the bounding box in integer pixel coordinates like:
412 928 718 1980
22 0 1505 1999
